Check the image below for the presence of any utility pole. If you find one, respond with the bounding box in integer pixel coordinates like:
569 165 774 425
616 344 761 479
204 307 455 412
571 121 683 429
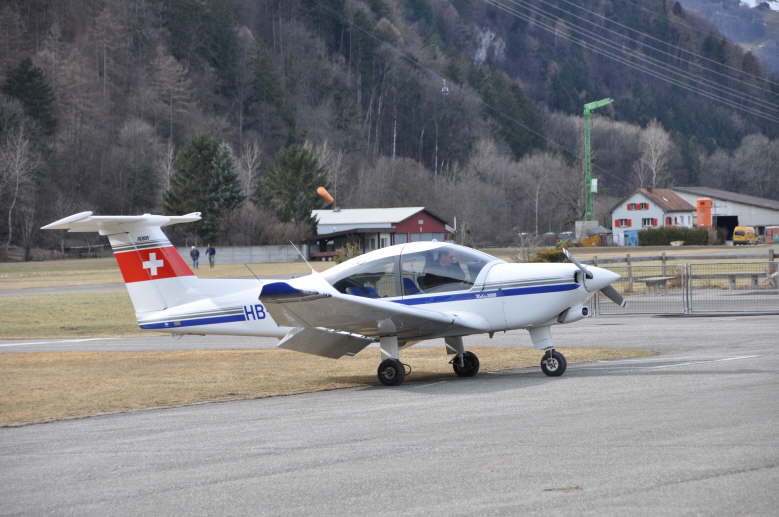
583 97 613 221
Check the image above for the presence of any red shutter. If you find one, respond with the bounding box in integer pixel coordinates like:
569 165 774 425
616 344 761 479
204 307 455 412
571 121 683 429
627 220 632 227
614 220 620 228
653 218 658 226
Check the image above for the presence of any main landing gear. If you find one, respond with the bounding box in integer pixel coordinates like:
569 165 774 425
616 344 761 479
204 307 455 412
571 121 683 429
376 335 482 386
446 336 480 378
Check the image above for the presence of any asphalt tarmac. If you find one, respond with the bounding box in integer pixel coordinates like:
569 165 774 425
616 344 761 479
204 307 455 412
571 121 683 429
1 314 778 516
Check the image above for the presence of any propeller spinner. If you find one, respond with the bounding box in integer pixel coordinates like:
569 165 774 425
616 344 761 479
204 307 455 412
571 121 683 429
562 248 626 307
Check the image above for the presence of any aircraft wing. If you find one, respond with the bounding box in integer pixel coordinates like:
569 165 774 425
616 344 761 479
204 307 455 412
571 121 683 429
260 281 487 343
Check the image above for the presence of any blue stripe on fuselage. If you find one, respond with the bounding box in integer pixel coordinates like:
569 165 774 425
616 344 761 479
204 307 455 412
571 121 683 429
139 313 246 330
393 283 578 306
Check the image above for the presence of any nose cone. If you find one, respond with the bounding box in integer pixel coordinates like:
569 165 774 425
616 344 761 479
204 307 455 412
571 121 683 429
587 266 620 291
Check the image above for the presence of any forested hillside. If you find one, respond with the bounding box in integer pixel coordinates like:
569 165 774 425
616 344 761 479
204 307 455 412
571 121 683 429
1 0 777 256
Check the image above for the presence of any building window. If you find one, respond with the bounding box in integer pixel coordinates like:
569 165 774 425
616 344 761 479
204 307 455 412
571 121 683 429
665 216 672 225
395 234 408 244
615 219 632 228
641 218 657 227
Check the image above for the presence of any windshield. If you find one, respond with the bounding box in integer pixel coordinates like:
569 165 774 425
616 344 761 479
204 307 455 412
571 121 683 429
400 245 493 295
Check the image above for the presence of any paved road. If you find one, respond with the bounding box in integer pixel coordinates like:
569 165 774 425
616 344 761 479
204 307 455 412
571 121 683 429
1 314 778 516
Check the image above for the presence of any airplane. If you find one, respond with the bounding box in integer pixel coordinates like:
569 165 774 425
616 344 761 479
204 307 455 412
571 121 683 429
42 211 625 386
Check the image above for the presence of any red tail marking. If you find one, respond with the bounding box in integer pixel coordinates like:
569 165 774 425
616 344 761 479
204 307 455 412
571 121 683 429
114 246 194 283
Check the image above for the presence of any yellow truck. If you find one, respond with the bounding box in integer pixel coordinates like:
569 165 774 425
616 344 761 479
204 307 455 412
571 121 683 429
732 226 758 245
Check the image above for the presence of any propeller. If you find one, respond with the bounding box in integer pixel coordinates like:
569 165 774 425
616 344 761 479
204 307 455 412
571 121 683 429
562 248 626 308
599 284 626 308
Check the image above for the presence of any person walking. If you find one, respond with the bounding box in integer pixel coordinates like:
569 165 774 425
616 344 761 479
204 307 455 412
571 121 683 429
189 246 200 269
206 244 216 269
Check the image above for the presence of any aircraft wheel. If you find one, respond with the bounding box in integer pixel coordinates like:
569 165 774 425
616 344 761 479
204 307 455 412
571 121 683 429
452 351 480 377
541 350 567 377
378 358 406 386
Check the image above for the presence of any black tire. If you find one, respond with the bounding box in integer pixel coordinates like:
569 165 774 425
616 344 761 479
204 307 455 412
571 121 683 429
453 351 480 377
377 358 406 386
540 350 567 377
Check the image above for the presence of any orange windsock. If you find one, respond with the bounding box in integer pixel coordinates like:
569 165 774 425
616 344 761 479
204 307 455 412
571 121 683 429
317 186 335 205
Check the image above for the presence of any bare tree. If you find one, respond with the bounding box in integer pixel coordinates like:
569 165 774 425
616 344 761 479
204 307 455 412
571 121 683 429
238 139 262 196
304 140 343 201
637 119 673 188
1 125 38 257
150 46 193 143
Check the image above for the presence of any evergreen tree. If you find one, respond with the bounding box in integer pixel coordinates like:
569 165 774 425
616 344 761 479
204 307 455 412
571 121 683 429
164 135 244 242
255 145 327 232
1 58 56 136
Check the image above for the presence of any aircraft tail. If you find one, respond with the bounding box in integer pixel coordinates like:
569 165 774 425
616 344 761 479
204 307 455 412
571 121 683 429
42 211 203 315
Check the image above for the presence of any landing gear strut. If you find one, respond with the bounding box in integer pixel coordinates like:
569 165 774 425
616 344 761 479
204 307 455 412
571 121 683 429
529 326 567 377
540 349 567 377
377 336 407 386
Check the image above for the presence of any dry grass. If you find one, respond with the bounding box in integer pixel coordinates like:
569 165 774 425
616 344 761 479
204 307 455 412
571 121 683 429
0 291 141 339
0 346 651 427
0 257 332 291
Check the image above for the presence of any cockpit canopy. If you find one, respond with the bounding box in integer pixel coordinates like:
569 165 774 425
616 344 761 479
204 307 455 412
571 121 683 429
322 243 502 299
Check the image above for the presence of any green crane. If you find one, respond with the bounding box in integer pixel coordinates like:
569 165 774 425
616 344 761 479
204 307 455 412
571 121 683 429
582 97 614 221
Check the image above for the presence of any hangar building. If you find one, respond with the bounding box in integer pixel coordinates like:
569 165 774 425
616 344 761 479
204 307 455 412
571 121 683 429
670 187 779 240
311 207 453 258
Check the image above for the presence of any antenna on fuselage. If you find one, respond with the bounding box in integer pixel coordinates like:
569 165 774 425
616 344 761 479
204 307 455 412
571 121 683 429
290 241 316 275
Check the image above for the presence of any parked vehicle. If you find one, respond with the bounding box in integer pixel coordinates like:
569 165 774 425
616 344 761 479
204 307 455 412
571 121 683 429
732 226 758 245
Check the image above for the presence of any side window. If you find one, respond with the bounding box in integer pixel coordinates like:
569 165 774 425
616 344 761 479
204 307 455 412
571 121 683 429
401 247 487 294
332 256 399 298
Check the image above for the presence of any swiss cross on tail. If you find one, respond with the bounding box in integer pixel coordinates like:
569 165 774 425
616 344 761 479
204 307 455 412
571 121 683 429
114 247 194 283
142 252 164 276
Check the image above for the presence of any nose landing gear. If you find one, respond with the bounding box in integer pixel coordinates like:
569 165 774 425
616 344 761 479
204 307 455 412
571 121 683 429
540 349 567 377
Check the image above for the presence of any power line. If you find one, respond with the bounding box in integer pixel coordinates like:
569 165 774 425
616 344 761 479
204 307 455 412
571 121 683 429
549 0 779 91
486 0 779 124
500 0 779 116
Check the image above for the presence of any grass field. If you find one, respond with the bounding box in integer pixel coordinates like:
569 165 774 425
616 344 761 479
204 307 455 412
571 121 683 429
0 346 653 427
0 291 140 338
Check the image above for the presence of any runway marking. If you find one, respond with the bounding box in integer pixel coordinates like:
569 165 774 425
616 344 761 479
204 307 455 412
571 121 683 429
0 337 123 348
581 355 759 370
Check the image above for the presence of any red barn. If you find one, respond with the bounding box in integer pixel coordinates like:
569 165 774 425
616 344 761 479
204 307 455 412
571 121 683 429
312 207 453 257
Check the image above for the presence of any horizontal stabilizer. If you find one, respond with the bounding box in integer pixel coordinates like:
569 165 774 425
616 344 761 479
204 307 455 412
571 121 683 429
42 211 201 234
278 327 373 359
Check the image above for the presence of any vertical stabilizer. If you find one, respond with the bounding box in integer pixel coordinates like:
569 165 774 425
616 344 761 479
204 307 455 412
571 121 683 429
42 212 203 315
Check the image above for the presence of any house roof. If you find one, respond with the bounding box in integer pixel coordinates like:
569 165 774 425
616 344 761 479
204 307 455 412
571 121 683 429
312 207 433 226
612 188 694 214
638 188 694 212
672 186 779 212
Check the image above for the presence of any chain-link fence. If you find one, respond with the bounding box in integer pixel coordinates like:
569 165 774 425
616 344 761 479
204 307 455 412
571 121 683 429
687 262 779 313
595 264 686 315
594 261 779 315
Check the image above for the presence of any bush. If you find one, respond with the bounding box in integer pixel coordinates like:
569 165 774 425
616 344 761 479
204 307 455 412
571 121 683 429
530 247 566 262
637 227 709 246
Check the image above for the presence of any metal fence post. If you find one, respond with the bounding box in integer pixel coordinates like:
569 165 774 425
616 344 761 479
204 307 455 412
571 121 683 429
626 253 633 292
661 251 667 277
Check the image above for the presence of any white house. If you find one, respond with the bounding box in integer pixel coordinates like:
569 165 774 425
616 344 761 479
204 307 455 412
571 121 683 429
611 188 695 246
